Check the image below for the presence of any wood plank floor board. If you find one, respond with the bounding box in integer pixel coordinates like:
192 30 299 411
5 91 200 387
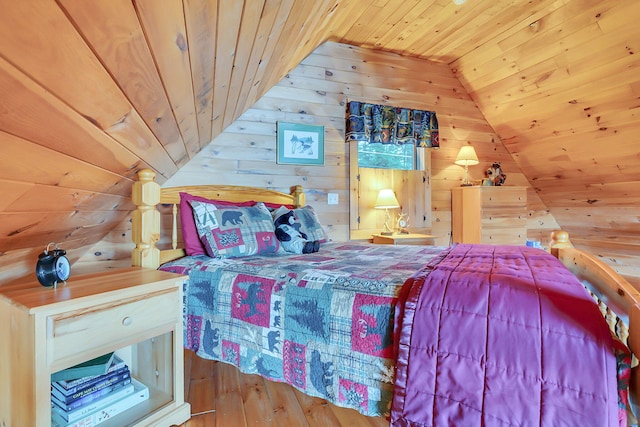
291 388 343 427
262 378 311 426
236 370 278 426
213 362 248 426
188 378 216 415
180 350 389 426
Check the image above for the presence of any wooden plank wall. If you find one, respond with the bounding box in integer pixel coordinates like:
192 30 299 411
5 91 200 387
79 41 557 273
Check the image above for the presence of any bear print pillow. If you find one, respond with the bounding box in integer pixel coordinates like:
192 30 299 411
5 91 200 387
189 200 280 258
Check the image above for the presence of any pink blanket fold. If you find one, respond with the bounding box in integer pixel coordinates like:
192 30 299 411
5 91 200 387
391 244 618 427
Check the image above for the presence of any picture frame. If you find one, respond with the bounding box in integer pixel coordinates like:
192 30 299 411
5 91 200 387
276 122 324 166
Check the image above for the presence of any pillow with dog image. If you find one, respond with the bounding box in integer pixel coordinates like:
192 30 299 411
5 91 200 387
292 205 328 243
272 206 320 254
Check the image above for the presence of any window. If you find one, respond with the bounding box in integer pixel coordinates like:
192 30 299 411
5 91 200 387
357 141 415 170
357 142 429 171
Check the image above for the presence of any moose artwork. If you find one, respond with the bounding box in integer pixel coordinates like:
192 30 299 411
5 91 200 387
276 122 325 165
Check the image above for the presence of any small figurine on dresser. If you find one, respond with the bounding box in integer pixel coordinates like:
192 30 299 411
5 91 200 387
486 162 507 186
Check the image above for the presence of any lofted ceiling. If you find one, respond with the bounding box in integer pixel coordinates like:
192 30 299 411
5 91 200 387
0 0 638 284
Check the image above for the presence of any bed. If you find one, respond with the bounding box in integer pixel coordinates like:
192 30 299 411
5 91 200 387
131 168 640 426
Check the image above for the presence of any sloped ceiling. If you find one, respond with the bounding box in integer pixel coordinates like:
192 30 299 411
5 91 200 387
335 1 640 258
1 0 638 284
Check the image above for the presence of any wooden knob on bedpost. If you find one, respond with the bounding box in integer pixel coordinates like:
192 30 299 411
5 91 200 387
291 185 305 207
549 230 572 258
131 169 161 268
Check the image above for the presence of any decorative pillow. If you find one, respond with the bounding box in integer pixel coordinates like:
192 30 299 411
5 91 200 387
189 200 280 258
272 206 320 254
292 205 328 242
179 192 294 256
179 192 253 256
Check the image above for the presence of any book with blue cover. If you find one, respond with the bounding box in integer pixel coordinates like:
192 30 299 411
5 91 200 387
51 366 130 402
51 381 136 423
51 373 131 410
50 378 149 427
54 354 126 392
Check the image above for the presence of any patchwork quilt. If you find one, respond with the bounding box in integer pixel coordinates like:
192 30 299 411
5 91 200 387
159 242 446 417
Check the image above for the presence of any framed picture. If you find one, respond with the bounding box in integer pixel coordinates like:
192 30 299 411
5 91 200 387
276 122 324 165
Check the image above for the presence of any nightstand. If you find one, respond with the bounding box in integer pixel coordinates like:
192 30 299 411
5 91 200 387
0 267 191 427
372 233 436 245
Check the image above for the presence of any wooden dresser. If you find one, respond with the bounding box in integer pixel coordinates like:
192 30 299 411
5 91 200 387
451 186 527 245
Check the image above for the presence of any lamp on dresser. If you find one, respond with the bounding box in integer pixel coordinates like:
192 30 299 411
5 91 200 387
454 145 479 186
374 189 400 235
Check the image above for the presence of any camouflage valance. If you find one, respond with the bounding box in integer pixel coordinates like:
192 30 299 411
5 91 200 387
345 101 439 148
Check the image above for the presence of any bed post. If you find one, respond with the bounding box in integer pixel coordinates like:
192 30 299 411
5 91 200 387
291 184 305 207
549 229 572 257
131 168 161 269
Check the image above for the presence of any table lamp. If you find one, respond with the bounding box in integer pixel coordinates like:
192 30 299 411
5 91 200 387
374 189 400 235
454 145 479 186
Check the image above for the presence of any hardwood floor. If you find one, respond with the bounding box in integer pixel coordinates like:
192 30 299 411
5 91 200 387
179 350 389 427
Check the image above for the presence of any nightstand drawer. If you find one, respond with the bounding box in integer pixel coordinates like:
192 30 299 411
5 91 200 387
48 288 178 366
372 233 436 245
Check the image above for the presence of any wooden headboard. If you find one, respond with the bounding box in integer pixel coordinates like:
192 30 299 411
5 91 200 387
131 168 305 269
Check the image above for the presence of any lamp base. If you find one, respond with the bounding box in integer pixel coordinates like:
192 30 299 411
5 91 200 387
379 231 393 236
460 183 473 187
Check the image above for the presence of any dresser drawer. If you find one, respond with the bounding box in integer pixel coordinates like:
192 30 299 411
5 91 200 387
47 288 178 367
481 213 527 227
481 187 526 207
481 228 527 245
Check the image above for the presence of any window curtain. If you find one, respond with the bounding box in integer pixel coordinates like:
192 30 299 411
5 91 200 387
345 101 439 148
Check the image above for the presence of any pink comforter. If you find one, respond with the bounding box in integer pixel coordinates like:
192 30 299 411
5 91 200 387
391 244 619 426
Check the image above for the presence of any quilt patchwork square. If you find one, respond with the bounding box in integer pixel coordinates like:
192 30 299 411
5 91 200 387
231 274 274 327
352 294 396 358
284 285 332 343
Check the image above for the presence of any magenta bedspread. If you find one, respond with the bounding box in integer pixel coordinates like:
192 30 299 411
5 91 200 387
391 244 619 426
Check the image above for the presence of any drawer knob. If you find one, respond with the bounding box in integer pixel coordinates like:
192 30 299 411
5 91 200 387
122 316 133 326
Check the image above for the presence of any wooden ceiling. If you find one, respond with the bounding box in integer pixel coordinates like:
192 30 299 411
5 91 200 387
1 0 638 283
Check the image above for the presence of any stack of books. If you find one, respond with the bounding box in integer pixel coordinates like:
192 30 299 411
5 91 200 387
51 352 150 427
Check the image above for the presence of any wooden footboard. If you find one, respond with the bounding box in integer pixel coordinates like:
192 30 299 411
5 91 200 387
550 230 640 418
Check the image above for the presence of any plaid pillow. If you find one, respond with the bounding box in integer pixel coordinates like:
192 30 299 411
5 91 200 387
179 192 255 256
189 200 280 258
